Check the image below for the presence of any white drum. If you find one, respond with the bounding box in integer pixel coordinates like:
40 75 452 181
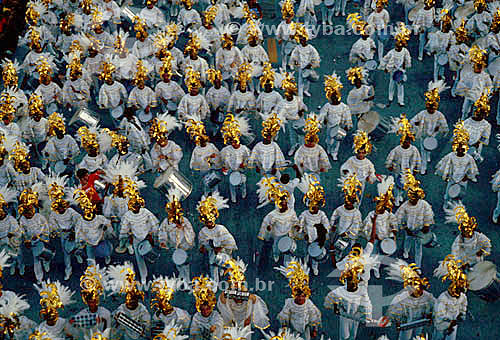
468 261 500 302
417 231 438 248
138 109 153 123
111 106 124 119
365 60 377 71
229 171 242 186
330 125 347 141
278 236 294 254
334 238 348 251
54 160 67 174
172 248 188 266
448 184 461 199
380 238 396 255
308 242 322 258
423 136 438 151
358 111 380 134
166 101 178 111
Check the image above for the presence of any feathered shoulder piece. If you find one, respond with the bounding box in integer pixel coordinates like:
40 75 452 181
197 191 229 215
105 262 144 299
220 326 253 340
264 325 303 340
154 320 189 340
102 159 144 187
34 280 75 308
275 257 311 298
0 291 29 322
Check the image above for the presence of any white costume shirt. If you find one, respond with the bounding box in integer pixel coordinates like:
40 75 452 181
330 205 362 240
435 152 479 183
277 298 321 334
385 144 421 173
451 231 491 266
395 199 434 232
98 82 128 109
158 217 196 251
258 208 299 240
120 208 159 241
190 143 221 171
249 141 286 173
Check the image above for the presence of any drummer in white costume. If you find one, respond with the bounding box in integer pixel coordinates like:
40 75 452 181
107 132 146 172
348 17 376 67
294 114 331 179
385 114 421 206
177 69 209 121
0 186 22 276
217 257 270 336
455 45 492 119
35 280 76 340
127 60 157 123
220 114 251 203
227 63 256 113
331 175 363 262
215 29 242 86
155 53 185 114
410 80 449 175
379 23 412 107
298 175 329 275
465 0 492 39
150 276 191 331
97 56 128 124
289 23 320 98
448 21 469 98
7 140 45 193
276 259 322 340
186 117 222 195
77 126 109 174
190 276 224 340
159 189 195 283
319 72 352 160
366 0 390 61
396 170 434 268
340 130 378 206
113 31 139 83
119 181 159 285
149 114 183 175
197 193 237 282
183 32 210 85
139 0 166 29
277 0 296 70
62 53 90 111
241 20 269 94
324 246 372 340
120 107 151 157
130 19 155 61
463 90 491 162
249 113 286 176
445 203 491 269
206 69 230 130
386 261 435 340
256 63 283 116
23 93 49 154
432 255 468 340
33 57 62 114
411 0 435 62
178 0 202 31
362 177 398 270
257 178 299 264
43 113 79 176
426 9 453 82
46 174 81 280
435 121 479 209
345 66 374 117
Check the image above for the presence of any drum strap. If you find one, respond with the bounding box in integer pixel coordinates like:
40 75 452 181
115 312 145 335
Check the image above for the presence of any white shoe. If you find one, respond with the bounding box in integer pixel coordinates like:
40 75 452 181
105 256 111 265
313 267 319 276
127 244 134 255
403 251 409 259
231 196 237 203
288 145 297 156
9 265 15 276
19 266 25 276
341 11 345 16
274 255 279 263
76 253 83 264
43 261 50 273
418 56 423 61
332 153 338 161
493 215 498 224
304 90 311 97
64 268 72 281
374 269 380 279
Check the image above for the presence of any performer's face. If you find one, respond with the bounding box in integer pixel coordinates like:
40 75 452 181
309 205 319 214
126 296 139 310
356 150 366 160
87 298 99 313
200 303 213 317
294 292 306 305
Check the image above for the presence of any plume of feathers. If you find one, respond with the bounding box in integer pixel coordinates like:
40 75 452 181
0 292 29 321
377 175 395 196
34 280 76 307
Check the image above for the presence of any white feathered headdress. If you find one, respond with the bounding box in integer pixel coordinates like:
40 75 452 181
256 176 289 209
0 291 29 322
197 191 229 224
275 257 311 298
87 329 111 340
152 113 182 138
154 320 189 340
105 262 144 300
34 280 76 314
77 125 112 154
425 79 449 105
102 159 145 189
113 29 130 53
0 184 17 207
220 326 253 340
150 275 185 312
263 324 304 340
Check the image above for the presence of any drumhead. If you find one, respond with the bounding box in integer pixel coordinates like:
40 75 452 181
469 261 497 291
173 248 188 266
423 137 438 151
229 171 242 186
278 236 293 253
380 238 396 255
111 106 124 118
365 60 377 71
358 111 380 134
167 101 178 111
54 160 66 174
308 242 322 258
138 110 153 123
448 184 461 199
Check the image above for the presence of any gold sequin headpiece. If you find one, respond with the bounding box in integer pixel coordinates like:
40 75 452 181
28 93 44 118
469 45 487 66
0 91 16 121
474 89 490 116
18 188 38 215
98 60 116 82
400 263 429 289
281 72 298 95
340 247 364 284
159 53 174 78
185 67 201 92
36 56 53 81
284 261 311 298
221 114 241 145
133 60 149 85
375 179 394 212
67 54 82 78
77 126 99 153
392 114 415 144
394 22 411 46
192 276 216 312
340 174 362 204
452 121 470 153
303 175 325 209
9 142 29 173
403 169 425 200
281 0 294 19
39 284 64 319
91 7 103 29
492 9 500 31
376 0 388 7
133 16 147 39
151 277 180 313
454 205 478 238
440 255 469 294
246 20 260 42
260 62 275 88
304 114 321 145
347 66 365 84
186 118 207 146
123 178 145 210
455 19 468 43
474 0 485 11
47 180 67 212
204 6 218 25
324 72 342 99
207 68 222 85
262 176 289 207
74 189 96 220
80 0 94 14
353 130 372 154
347 13 368 35
105 129 129 154
236 62 252 88
27 26 41 50
166 192 183 224
261 113 282 139
121 267 145 303
439 8 451 26
2 59 18 87
223 258 247 290
48 112 65 136
291 22 308 42
80 265 104 305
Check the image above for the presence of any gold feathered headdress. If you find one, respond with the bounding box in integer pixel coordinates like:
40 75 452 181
165 187 184 224
302 174 325 209
221 113 252 145
133 60 149 85
206 68 222 85
222 257 247 290
492 8 500 32
469 45 487 66
204 6 218 25
123 178 145 210
275 258 311 298
474 88 490 116
403 169 425 200
291 22 308 42
324 72 343 99
304 113 321 145
149 113 181 142
347 66 366 84
390 114 415 144
197 192 228 225
260 62 275 88
474 0 485 11
281 0 294 19
36 56 55 81
159 52 174 78
386 259 429 290
151 276 183 313
375 176 395 212
28 92 44 118
1 59 19 87
452 121 470 153
192 276 216 312
27 26 41 50
347 13 368 35
105 263 144 303
113 29 129 54
80 265 104 305
8 141 29 173
133 16 148 39
46 172 69 212
66 53 82 78
444 202 480 239
74 189 96 220
35 280 75 320
258 176 290 208
281 72 298 95
353 130 372 154
0 91 16 121
98 57 116 82
77 126 99 153
236 62 253 88
105 129 129 154
394 22 411 46
261 113 283 139
339 247 364 284
434 255 469 296
376 0 388 7
185 67 201 92
338 174 362 204
455 19 468 43
185 116 208 146
18 188 39 216
424 80 448 107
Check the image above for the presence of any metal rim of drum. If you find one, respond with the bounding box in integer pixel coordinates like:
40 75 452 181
111 106 124 118
173 248 188 266
229 171 242 186
423 137 438 151
365 60 377 71
448 184 461 199
437 54 448 65
380 238 396 255
468 261 497 291
54 161 67 174
278 236 293 253
307 242 322 258
138 110 153 123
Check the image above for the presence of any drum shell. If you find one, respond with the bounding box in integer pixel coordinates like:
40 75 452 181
172 248 188 266
380 238 396 255
229 171 243 186
448 184 461 199
423 137 438 151
278 236 296 254
468 261 500 302
370 116 391 141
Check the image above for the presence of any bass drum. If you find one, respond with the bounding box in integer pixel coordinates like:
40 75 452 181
468 261 500 302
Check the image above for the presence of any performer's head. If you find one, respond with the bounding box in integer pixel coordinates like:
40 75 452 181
192 276 216 316
340 247 364 292
451 121 469 156
303 174 325 214
340 174 362 209
353 130 372 158
80 266 104 313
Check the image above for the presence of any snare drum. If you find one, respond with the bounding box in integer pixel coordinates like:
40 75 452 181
371 116 391 141
166 101 178 111
380 238 397 255
334 238 348 251
278 236 294 254
437 54 448 66
203 172 222 188
468 261 500 302
172 248 188 266
418 231 438 248
393 70 405 83
308 242 327 262
138 109 153 123
448 183 461 199
357 111 380 134
54 160 67 174
229 171 242 186
423 136 438 151
330 125 347 141
365 60 377 71
111 105 124 119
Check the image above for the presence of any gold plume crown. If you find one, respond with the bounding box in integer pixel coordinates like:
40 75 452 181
47 181 66 211
59 13 75 33
452 120 470 152
353 130 372 154
133 60 149 85
223 258 246 288
27 26 41 50
80 265 104 304
393 114 415 143
221 113 241 145
120 267 145 302
347 13 368 35
151 278 176 311
18 188 38 215
324 72 343 99
247 20 260 41
9 142 29 173
28 93 44 117
303 175 325 208
192 276 216 312
304 114 321 144
91 7 103 28
347 66 365 83
236 62 252 87
149 118 168 141
474 88 490 115
375 180 394 212
260 62 275 88
77 126 99 152
185 67 201 91
281 0 294 18
455 19 468 42
440 255 469 291
67 54 82 77
261 113 282 139
493 9 500 30
25 2 41 25
262 176 289 207
39 283 63 312
98 60 116 82
291 22 308 42
400 263 429 288
454 205 477 235
153 31 171 55
159 54 173 78
133 16 147 39
2 59 18 87
281 72 297 94
394 22 411 45
185 118 207 145
204 6 218 24
285 261 311 298
340 247 364 284
206 68 222 84
0 91 16 120
340 174 362 202
166 195 183 224
105 129 128 152
123 178 145 210
403 169 425 199
48 112 65 136
36 56 53 79
74 189 96 220
474 0 485 10
184 33 201 54
469 45 487 66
